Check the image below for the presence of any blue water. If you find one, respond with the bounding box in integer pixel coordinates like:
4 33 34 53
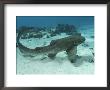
16 16 94 29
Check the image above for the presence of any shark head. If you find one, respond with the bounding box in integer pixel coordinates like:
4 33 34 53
72 35 85 46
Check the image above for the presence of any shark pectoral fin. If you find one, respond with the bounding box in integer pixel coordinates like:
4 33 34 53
48 53 57 59
66 46 77 63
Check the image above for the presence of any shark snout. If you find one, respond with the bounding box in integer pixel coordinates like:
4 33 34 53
79 36 85 44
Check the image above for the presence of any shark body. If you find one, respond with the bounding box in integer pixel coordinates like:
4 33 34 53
17 30 85 63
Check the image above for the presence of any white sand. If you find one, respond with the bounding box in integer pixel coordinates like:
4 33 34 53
17 32 94 74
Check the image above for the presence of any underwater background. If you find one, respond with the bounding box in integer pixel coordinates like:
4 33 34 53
16 16 94 29
16 16 94 74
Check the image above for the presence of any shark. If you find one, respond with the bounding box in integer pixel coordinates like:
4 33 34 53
17 30 85 63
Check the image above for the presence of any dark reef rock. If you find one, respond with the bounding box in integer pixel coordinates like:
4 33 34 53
16 43 18 47
17 27 43 39
82 42 89 47
26 32 43 39
17 24 78 40
89 48 93 50
90 36 94 38
89 48 94 56
48 29 57 37
55 24 77 35
46 35 50 38
35 27 46 31
50 32 57 37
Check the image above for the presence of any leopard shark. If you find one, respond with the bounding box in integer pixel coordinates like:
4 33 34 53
17 30 85 63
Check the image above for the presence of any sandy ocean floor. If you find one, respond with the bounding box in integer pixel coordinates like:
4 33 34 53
16 30 94 75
